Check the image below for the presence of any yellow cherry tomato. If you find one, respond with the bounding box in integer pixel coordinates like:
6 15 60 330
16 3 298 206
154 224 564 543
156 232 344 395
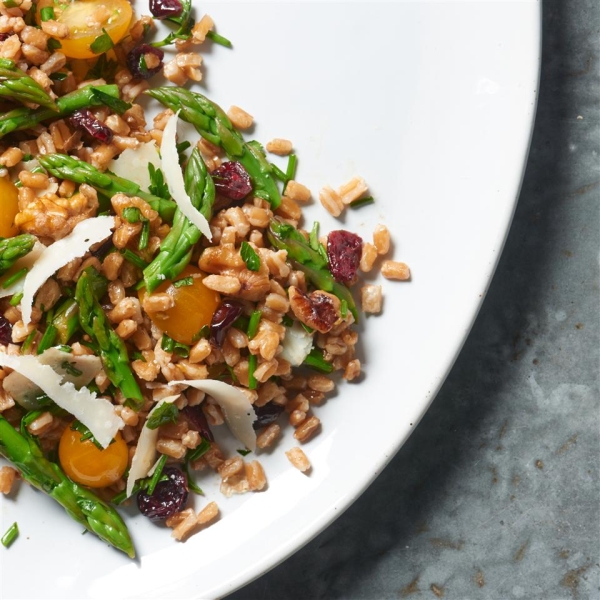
37 0 133 60
59 425 128 488
139 266 221 345
0 177 19 238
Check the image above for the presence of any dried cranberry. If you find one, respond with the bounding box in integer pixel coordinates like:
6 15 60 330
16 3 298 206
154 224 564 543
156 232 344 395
0 315 12 345
183 405 214 442
69 109 113 144
212 162 253 202
252 403 284 430
137 467 189 521
149 0 183 19
126 44 164 80
210 299 243 347
327 230 363 285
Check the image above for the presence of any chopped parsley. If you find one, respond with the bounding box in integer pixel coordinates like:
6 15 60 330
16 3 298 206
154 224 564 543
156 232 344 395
240 241 260 272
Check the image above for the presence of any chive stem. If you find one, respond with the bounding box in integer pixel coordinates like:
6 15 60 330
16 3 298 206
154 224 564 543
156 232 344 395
1 522 18 548
206 30 233 48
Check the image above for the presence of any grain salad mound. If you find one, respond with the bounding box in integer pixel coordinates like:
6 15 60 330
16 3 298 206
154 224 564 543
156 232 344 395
0 0 410 556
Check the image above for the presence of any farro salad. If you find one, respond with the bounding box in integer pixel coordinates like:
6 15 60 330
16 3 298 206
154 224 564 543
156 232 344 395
0 0 410 557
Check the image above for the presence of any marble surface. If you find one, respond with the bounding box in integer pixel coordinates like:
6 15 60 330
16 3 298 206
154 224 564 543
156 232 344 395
229 2 600 599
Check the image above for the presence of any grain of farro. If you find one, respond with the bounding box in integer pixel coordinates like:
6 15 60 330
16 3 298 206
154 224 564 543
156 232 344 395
256 423 281 449
226 105 253 130
293 415 320 442
319 185 344 217
284 180 311 203
202 274 242 294
359 242 378 273
285 447 311 472
0 466 19 494
266 138 293 156
361 284 383 314
381 260 411 280
343 359 361 381
26 411 53 436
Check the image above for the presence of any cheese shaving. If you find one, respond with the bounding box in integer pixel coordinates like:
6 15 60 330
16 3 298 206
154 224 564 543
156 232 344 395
170 379 257 450
107 141 161 192
0 241 45 299
126 394 180 497
280 323 314 366
20 216 115 326
161 111 212 241
0 352 123 448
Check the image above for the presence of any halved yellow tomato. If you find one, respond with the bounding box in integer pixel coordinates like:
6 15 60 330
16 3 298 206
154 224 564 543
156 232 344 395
59 425 128 488
139 266 221 345
0 177 19 238
37 0 133 60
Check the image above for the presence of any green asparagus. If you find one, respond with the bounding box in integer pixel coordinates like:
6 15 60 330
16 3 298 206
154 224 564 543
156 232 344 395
146 86 281 208
267 219 358 320
0 58 58 110
75 267 144 410
0 234 36 277
38 153 177 223
143 148 214 291
0 414 135 557
0 84 119 139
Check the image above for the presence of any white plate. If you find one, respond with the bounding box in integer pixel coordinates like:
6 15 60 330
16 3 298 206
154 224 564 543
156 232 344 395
0 1 540 598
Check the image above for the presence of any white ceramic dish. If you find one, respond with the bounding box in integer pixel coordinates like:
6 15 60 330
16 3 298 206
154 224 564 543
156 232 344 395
0 1 540 598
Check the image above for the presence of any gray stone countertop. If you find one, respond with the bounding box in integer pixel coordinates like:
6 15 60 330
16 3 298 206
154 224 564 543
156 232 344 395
229 1 600 599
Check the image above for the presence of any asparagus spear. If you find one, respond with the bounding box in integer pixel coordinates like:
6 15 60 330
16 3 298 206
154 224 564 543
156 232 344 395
267 219 358 320
38 153 177 223
75 267 144 410
0 414 135 557
0 234 36 277
143 148 214 291
0 58 58 110
146 86 281 208
0 84 119 139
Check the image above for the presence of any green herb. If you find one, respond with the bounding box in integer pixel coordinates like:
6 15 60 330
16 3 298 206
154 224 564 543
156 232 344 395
120 249 149 270
39 6 55 20
248 353 258 390
56 345 72 353
176 140 191 162
161 334 175 353
3 0 18 7
191 324 210 343
90 29 114 55
9 292 23 306
122 206 141 223
206 30 233 48
47 38 62 52
49 71 68 82
236 448 251 456
349 196 375 209
308 222 320 252
61 360 82 377
146 454 168 495
70 420 105 450
85 54 119 82
285 154 297 184
1 522 18 548
282 314 293 327
146 402 179 430
270 162 288 183
183 461 204 494
138 53 148 76
147 163 170 199
131 350 145 362
91 88 130 114
138 219 150 251
21 154 33 162
173 276 193 288
2 267 28 289
247 310 261 340
186 437 210 463
301 323 314 334
21 329 36 354
232 315 249 332
240 241 260 272
340 299 348 319
173 341 190 358
36 325 57 354
303 348 334 373
150 0 192 48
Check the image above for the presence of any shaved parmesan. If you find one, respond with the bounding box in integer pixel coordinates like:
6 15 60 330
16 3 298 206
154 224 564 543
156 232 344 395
107 142 161 192
170 379 257 450
20 216 115 326
0 241 45 299
280 322 314 366
0 352 122 448
3 348 102 410
126 394 180 497
161 111 212 241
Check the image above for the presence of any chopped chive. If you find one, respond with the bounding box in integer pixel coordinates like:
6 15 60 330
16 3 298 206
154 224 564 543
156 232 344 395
283 153 297 193
21 154 33 162
47 38 62 52
303 348 334 373
183 461 204 494
237 448 251 456
161 334 175 353
309 222 320 252
49 71 68 81
146 402 178 430
9 292 23 307
91 88 131 115
56 345 72 353
206 30 233 48
248 353 258 390
122 206 141 223
1 522 18 548
36 325 57 354
247 310 261 340
349 196 375 209
2 267 28 289
240 241 260 272
340 299 348 319
3 0 18 8
173 342 190 358
186 437 210 463
269 163 288 183
282 314 293 327
21 329 36 354
146 454 168 495
191 324 210 343
131 350 145 362
120 249 149 270
39 6 55 21
61 360 83 377
173 276 193 288
138 219 150 251
90 28 114 54
301 322 314 334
